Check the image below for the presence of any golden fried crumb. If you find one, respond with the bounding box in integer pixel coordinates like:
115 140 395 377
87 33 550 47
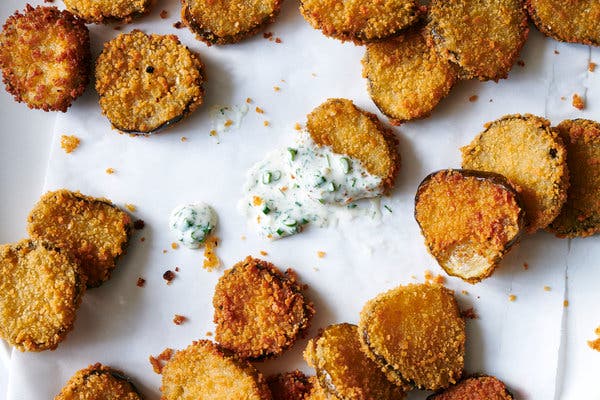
171 242 179 250
469 95 478 102
260 250 268 256
508 294 517 302
564 300 569 307
246 97 253 103
206 331 213 336
317 251 326 258
105 168 115 174
160 10 168 18
256 106 264 114
589 62 597 72
224 119 233 127
294 123 302 131
60 135 80 154
544 286 551 291
125 203 136 212
181 136 188 142
572 93 585 110
264 120 270 126
203 235 220 270
461 290 468 295
173 315 187 325
150 348 174 374
275 37 282 43
136 277 145 287
210 129 217 136
274 86 280 91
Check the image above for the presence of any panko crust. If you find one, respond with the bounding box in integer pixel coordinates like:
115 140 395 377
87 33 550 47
414 169 525 283
267 371 313 400
55 363 142 400
182 0 282 45
358 284 466 391
306 98 400 193
63 0 153 24
526 0 600 46
363 28 458 125
160 340 272 400
304 377 332 400
95 30 205 134
0 5 90 112
300 0 422 44
461 114 569 233
427 0 529 81
427 375 513 400
214 256 314 360
304 323 406 400
27 189 132 288
0 239 85 352
548 119 600 238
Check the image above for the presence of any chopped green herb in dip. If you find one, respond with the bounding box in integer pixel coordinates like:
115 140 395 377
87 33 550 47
169 203 217 248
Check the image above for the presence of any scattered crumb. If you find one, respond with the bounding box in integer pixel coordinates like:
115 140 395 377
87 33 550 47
468 95 478 102
210 129 217 136
461 290 469 295
589 62 597 72
160 9 168 18
275 37 282 43
241 235 246 240
572 93 585 110
173 21 183 29
294 123 302 131
274 86 280 92
206 331 213 337
162 250 167 254
263 121 270 127
125 204 136 212
60 135 80 154
461 307 478 319
224 119 233 127
175 267 180 272
263 32 273 39
180 136 188 142
554 50 560 54
508 294 517 302
105 168 115 175
424 270 445 285
136 277 146 287
543 286 551 292
588 327 600 352
163 270 175 284
140 237 145 242
560 96 566 101
523 262 529 270
171 242 179 250
564 300 569 307
259 250 268 256
203 236 220 271
255 106 264 114
246 97 252 103
134 219 145 230
149 348 173 374
317 251 326 258
173 315 187 325
517 60 525 67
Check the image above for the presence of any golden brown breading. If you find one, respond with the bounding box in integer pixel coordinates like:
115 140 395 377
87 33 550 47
300 0 422 44
0 5 90 112
548 119 600 237
182 0 282 45
304 323 406 399
55 363 142 399
63 0 153 24
95 30 205 134
358 284 465 391
415 169 525 283
306 98 400 193
27 189 132 288
267 371 313 400
0 239 85 351
304 377 331 400
526 0 600 46
363 28 458 125
427 375 513 400
427 0 529 81
213 256 314 359
160 340 272 400
461 114 569 233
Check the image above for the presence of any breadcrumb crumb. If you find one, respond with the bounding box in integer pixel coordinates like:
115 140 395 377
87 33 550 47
263 121 270 127
564 300 569 307
173 314 187 325
588 327 600 352
149 348 174 374
573 93 585 110
173 21 183 29
294 123 302 131
203 235 220 270
275 37 281 43
60 135 80 154
171 242 179 250
260 250 268 256
523 262 529 270
136 277 145 287
543 285 551 291
105 168 115 174
468 95 478 102
256 106 264 114
246 97 252 103
160 10 168 18
181 136 188 142
163 270 175 284
125 204 136 212
206 331 213 336
317 251 326 258
508 294 517 302
274 86 280 91
590 62 597 72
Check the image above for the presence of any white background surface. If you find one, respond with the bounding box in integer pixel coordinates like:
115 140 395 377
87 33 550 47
0 0 599 399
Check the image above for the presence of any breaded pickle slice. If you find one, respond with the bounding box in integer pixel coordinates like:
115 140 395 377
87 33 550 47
160 340 272 400
304 323 406 400
428 0 529 81
306 98 400 192
549 119 600 237
63 0 153 24
526 0 600 46
300 0 422 44
363 28 458 125
27 189 132 288
182 0 282 45
0 5 90 112
267 371 313 400
0 239 85 351
461 114 569 233
415 169 525 283
95 30 205 134
55 363 142 399
427 375 513 400
214 256 314 359
358 284 465 391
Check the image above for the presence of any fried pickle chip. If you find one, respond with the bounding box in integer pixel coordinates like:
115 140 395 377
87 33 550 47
182 0 282 45
428 0 529 81
63 0 153 24
415 169 525 283
461 114 569 233
160 340 272 400
214 256 314 359
305 323 406 399
427 375 513 400
0 239 85 351
304 377 331 400
526 0 600 46
548 119 600 237
358 284 465 391
363 28 458 125
27 189 132 288
306 98 400 192
0 5 90 112
300 0 422 44
55 363 142 399
267 371 313 400
95 30 205 134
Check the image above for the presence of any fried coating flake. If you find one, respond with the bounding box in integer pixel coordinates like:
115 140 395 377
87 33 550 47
27 189 132 288
363 28 458 125
0 239 85 351
95 30 205 134
267 370 313 400
63 0 153 24
306 98 400 192
427 375 513 400
358 284 465 391
428 0 529 81
160 340 272 400
300 0 422 44
0 5 90 112
213 256 314 359
415 169 525 283
305 323 406 400
55 363 142 399
461 114 569 232
182 0 282 45
548 119 600 237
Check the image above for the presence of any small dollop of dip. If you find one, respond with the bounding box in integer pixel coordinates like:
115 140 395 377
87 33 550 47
169 203 217 248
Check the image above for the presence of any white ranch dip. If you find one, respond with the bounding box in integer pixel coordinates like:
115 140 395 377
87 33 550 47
169 203 217 248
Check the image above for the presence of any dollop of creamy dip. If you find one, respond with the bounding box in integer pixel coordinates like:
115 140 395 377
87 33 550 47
169 203 217 248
